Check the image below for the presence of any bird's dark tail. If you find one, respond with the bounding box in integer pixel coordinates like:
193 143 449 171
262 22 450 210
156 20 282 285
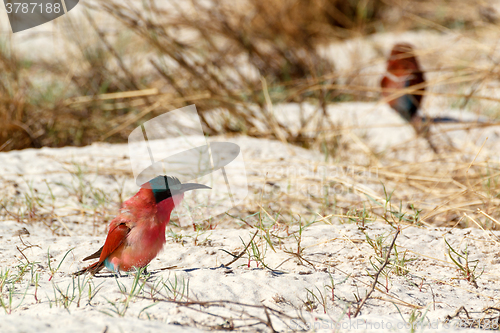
83 246 103 261
73 261 104 276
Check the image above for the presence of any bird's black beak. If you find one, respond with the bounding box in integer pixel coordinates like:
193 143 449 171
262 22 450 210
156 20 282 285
179 183 211 193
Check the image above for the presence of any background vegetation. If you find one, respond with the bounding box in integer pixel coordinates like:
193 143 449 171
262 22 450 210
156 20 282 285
1 0 495 151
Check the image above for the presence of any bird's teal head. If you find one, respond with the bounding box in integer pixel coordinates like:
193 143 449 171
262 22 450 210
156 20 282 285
144 175 211 203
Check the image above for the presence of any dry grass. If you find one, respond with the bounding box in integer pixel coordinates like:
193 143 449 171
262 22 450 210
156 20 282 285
0 0 495 151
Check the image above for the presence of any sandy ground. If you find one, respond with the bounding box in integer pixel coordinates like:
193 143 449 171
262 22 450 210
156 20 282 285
1 103 500 332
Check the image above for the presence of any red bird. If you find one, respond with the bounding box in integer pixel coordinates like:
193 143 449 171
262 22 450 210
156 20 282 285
75 175 210 275
380 43 425 122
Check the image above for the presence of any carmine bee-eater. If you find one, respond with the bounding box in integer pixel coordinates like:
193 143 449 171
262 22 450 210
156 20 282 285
380 43 425 123
74 175 210 275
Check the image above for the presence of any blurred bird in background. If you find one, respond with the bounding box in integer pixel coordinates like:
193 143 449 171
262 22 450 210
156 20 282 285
74 175 210 276
380 43 461 152
380 43 425 123
381 43 460 125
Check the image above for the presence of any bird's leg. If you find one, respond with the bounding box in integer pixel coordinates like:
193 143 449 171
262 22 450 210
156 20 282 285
114 269 124 278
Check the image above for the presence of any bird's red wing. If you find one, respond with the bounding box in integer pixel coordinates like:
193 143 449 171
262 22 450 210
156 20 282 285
75 222 130 276
97 223 131 263
81 215 132 261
